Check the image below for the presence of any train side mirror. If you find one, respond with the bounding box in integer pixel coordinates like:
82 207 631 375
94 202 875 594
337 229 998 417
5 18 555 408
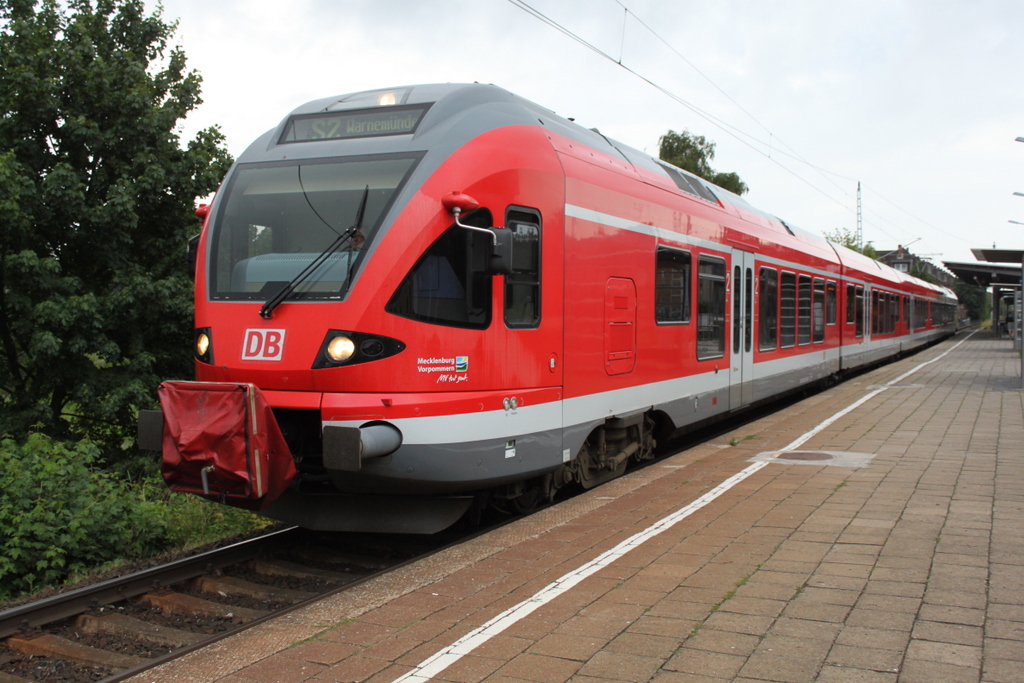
489 227 513 275
442 191 513 275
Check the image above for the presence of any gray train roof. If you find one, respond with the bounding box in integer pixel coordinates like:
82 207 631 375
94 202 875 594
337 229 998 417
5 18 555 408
234 83 736 216
238 83 617 166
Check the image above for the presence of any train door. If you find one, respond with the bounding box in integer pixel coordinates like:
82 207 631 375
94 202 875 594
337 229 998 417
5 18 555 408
729 251 755 408
501 205 563 385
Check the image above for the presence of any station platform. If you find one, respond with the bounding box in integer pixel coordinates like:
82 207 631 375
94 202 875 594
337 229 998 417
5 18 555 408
131 330 1024 683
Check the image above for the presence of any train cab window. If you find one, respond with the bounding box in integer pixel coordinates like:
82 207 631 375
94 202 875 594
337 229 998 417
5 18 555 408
385 211 493 329
798 274 811 345
759 267 778 351
780 272 796 348
655 247 691 323
697 256 726 360
855 286 864 337
209 154 421 301
846 283 855 324
504 208 541 328
813 278 825 343
826 281 837 325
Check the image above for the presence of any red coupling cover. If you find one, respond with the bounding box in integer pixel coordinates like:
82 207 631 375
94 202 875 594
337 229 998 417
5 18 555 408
157 381 296 509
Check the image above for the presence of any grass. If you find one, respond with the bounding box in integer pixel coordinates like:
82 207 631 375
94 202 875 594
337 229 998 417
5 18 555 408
160 489 274 550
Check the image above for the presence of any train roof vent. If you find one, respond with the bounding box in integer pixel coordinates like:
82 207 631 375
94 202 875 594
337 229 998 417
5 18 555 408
778 219 796 236
657 163 719 204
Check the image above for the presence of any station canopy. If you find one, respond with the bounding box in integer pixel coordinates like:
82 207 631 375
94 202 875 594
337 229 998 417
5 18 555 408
943 249 1024 288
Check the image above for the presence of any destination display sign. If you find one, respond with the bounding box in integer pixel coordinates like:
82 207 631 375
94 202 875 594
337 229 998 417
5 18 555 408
280 104 430 143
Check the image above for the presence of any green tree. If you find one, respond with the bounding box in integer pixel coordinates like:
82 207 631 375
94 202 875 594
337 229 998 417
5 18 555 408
658 129 749 196
0 0 232 451
953 282 988 322
822 227 878 260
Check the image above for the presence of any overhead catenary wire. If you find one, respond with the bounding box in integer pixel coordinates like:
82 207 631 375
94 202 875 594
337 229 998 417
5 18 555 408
505 0 968 254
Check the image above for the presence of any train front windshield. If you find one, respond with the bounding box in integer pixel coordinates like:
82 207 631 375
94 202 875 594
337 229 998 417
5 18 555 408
208 154 421 301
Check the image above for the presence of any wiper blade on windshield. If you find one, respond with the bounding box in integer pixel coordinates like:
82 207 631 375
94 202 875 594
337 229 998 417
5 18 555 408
258 185 369 319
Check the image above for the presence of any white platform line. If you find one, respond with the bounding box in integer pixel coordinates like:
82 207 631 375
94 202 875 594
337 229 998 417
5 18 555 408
391 460 770 683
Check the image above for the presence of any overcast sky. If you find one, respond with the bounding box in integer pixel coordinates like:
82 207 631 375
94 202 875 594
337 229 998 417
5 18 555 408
147 0 1024 267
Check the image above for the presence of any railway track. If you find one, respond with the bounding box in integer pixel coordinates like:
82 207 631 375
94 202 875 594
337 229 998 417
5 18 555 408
0 525 464 683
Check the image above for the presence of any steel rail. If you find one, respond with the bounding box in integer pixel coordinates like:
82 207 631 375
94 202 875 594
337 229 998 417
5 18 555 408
0 526 303 640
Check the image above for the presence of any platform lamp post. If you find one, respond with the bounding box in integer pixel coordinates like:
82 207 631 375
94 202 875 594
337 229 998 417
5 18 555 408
1013 138 1024 382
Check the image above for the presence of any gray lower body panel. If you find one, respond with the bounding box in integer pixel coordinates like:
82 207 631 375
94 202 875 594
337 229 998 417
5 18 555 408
326 424 563 495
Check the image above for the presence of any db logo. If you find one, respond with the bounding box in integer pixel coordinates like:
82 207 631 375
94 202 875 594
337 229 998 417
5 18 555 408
242 329 286 361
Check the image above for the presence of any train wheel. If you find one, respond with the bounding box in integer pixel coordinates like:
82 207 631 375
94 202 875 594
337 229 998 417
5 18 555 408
510 486 543 513
576 441 628 490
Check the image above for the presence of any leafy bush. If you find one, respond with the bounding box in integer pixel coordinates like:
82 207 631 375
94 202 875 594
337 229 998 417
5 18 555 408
0 433 169 600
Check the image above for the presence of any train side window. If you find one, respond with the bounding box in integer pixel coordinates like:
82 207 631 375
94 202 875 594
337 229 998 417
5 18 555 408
504 207 541 328
826 281 837 325
655 247 691 323
871 291 879 335
798 274 811 345
385 211 493 329
882 293 889 333
744 267 753 353
759 267 778 351
846 283 855 324
780 272 796 348
697 256 726 360
813 278 825 343
855 286 864 337
733 265 742 354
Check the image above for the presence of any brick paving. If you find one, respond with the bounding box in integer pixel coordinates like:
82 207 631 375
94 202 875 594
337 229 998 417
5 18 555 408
130 331 1024 683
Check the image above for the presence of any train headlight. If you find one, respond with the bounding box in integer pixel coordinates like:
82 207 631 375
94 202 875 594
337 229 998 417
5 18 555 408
326 335 356 362
194 328 213 364
377 92 397 106
312 330 406 369
196 333 210 356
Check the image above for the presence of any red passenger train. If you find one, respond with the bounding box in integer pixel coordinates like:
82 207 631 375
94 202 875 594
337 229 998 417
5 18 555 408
141 84 957 533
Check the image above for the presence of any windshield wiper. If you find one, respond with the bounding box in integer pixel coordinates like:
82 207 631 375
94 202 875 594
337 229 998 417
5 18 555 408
259 185 369 319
